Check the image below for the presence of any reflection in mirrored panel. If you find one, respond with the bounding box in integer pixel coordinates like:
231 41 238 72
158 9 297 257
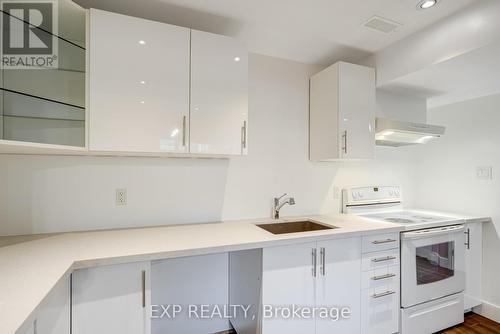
0 0 86 147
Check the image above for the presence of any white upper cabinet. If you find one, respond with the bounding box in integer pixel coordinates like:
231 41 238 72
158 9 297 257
190 30 248 155
89 9 190 153
310 61 375 161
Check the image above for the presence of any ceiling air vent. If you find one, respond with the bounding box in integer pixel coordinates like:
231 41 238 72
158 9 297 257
363 16 402 33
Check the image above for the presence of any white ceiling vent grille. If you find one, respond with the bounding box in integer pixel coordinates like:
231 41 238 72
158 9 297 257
363 16 402 33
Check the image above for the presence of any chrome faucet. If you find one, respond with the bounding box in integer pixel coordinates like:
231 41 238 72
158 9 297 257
273 193 296 219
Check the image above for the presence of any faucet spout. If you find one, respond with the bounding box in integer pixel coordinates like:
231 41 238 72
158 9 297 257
273 194 296 219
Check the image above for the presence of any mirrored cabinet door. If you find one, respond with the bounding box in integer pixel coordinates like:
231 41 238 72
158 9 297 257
88 9 190 153
190 30 248 155
0 0 86 147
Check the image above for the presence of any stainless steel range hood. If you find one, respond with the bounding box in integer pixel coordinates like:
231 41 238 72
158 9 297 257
375 118 445 147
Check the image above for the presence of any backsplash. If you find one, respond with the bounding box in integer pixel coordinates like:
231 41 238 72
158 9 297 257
0 54 419 235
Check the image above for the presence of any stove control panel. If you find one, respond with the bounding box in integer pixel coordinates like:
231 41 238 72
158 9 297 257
343 186 402 206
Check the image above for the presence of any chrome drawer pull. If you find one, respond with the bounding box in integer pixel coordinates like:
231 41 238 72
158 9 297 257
312 248 317 277
464 228 471 250
182 116 187 147
141 270 146 308
372 239 397 245
372 256 397 263
372 291 396 299
372 273 396 281
320 247 326 276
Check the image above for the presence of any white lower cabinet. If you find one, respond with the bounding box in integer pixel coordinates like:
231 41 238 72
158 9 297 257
361 234 400 334
261 242 318 334
231 237 363 334
464 222 483 310
151 253 230 334
21 322 35 334
72 261 151 334
21 276 70 334
315 238 362 334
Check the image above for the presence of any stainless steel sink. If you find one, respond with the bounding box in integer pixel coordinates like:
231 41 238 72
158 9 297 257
256 220 336 235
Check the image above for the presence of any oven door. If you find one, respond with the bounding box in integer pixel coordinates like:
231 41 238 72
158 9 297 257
401 225 465 308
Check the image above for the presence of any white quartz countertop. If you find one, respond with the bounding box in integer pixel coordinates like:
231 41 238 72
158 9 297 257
407 208 492 224
0 214 404 334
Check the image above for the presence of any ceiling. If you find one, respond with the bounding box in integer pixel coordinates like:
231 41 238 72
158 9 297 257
75 0 477 65
382 40 500 108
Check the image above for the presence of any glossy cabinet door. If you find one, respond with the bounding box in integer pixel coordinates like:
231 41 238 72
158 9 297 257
89 9 190 153
21 276 70 334
21 322 35 334
338 62 376 159
36 276 71 334
316 238 362 334
309 61 375 161
190 30 248 155
72 261 151 334
464 222 483 310
262 242 317 334
151 253 230 333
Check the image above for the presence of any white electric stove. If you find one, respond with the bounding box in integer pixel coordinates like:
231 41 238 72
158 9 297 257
343 186 466 334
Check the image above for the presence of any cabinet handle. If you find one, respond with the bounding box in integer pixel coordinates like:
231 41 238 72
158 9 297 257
464 228 470 250
372 273 396 281
312 248 317 277
320 247 326 276
182 116 187 147
241 121 247 150
141 270 146 308
33 319 37 334
342 130 347 155
372 256 397 263
372 239 397 245
372 290 396 299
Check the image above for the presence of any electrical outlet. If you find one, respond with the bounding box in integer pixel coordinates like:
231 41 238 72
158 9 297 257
116 188 127 205
333 187 341 199
476 166 493 180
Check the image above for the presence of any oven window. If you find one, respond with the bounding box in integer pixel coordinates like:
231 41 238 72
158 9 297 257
416 241 455 285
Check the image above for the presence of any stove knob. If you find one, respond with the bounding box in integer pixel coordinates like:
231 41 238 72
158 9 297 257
389 189 394 196
357 191 364 198
352 192 358 200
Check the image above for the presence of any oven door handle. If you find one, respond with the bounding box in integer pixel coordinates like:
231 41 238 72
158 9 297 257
402 225 465 240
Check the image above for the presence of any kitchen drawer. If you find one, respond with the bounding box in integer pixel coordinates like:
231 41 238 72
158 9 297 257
362 233 399 253
401 293 463 334
362 248 399 271
362 281 399 334
362 265 399 289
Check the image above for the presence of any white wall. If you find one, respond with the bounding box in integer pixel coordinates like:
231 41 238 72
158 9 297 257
415 93 500 320
0 53 419 236
376 89 427 123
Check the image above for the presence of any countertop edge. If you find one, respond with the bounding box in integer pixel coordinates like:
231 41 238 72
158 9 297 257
4 215 404 334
